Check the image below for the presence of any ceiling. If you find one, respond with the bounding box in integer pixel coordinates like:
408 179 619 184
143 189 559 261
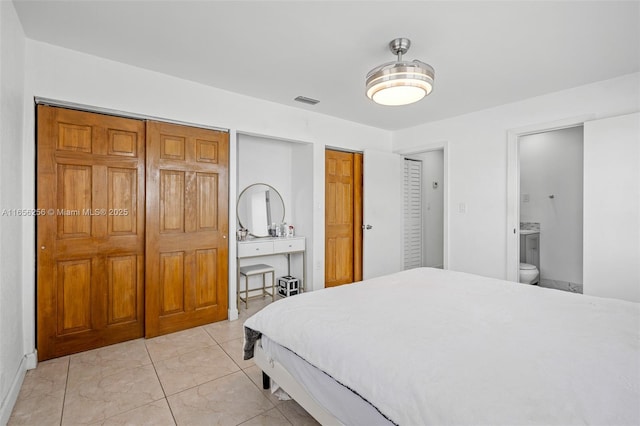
13 1 640 131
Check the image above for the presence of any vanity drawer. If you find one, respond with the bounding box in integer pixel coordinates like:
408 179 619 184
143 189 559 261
274 238 305 253
238 241 274 257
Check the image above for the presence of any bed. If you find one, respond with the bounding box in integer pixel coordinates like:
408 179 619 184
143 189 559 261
243 267 640 425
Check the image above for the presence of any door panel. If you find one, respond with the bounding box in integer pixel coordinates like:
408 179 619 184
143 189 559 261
363 149 403 280
325 150 362 287
37 105 145 360
146 121 229 337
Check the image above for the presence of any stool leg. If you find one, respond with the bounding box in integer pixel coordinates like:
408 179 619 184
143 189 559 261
262 273 266 299
271 271 275 302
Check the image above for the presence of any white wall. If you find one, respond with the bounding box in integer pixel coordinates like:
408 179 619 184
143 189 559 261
583 113 640 302
17 39 391 363
0 1 28 423
291 143 315 287
238 134 294 224
393 73 640 280
519 126 583 284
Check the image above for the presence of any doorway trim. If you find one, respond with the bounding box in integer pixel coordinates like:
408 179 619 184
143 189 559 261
395 140 449 270
506 114 594 282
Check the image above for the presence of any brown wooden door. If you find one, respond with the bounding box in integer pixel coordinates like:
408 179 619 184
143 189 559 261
37 106 146 361
325 149 363 287
145 121 229 337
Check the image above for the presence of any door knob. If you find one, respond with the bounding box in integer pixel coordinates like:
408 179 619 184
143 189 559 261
364 225 373 230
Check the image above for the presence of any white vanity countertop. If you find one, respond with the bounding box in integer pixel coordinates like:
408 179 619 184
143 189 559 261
239 236 304 243
519 230 540 235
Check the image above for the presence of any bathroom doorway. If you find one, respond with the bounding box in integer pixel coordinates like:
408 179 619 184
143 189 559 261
403 149 445 270
516 126 584 293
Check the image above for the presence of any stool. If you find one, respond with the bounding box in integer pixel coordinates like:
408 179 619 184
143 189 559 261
238 264 275 309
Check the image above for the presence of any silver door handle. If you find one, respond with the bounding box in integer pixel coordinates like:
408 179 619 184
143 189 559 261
363 225 373 230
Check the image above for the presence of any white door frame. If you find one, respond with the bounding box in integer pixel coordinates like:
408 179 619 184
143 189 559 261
395 141 449 270
505 115 594 282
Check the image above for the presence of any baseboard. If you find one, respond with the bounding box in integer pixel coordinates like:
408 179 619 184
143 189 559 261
0 350 36 425
25 350 37 370
228 308 239 321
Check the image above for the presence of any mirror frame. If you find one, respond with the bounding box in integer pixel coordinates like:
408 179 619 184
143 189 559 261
237 183 285 238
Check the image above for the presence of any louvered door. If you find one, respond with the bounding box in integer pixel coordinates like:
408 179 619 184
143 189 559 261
403 159 423 269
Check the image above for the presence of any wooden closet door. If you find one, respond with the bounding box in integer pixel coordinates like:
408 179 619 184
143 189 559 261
37 106 145 360
145 121 229 337
325 150 363 287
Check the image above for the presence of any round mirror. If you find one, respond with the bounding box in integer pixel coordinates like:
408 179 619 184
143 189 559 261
237 184 285 237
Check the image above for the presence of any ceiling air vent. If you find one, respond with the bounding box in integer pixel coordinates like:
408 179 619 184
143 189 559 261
294 96 320 105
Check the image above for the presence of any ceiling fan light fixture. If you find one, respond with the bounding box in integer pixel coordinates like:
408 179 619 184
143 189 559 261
365 38 435 106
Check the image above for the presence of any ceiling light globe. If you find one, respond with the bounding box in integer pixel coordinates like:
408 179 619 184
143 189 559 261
365 62 434 106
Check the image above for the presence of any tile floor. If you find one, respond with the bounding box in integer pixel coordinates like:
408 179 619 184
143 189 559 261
9 298 319 426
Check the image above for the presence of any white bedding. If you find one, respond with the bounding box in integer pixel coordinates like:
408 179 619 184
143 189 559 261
244 267 640 425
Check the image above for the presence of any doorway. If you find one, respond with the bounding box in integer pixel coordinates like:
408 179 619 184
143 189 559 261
506 116 591 283
518 126 584 292
403 150 445 269
324 149 363 287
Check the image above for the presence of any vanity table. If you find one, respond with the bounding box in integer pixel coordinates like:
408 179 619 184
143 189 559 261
237 236 306 299
236 183 306 306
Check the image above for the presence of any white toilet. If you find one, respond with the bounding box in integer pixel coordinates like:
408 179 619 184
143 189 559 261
519 262 539 284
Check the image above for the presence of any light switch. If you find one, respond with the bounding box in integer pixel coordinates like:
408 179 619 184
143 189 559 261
459 202 466 213
522 194 530 203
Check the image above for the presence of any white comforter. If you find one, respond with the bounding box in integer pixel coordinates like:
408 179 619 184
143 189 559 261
244 267 640 425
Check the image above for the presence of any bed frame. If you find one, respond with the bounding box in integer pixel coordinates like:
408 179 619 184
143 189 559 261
254 339 344 425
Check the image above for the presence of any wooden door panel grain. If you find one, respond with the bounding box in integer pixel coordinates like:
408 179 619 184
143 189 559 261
106 254 140 325
196 173 218 230
159 170 186 232
325 150 363 287
195 249 218 308
56 258 92 334
146 121 229 337
37 105 145 360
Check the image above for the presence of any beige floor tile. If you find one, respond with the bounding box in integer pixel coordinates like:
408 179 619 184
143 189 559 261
14 356 69 400
167 370 274 426
202 317 246 344
62 364 164 425
8 356 69 425
243 365 284 406
68 339 151 386
8 393 65 426
220 337 254 369
145 326 216 363
239 298 274 320
92 399 175 426
239 407 292 426
154 345 240 395
276 400 321 426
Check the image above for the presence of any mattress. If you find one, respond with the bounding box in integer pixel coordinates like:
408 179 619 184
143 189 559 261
244 267 640 425
260 334 393 425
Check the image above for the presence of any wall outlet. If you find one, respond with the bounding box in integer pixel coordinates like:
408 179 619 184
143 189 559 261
522 193 530 202
459 202 466 213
